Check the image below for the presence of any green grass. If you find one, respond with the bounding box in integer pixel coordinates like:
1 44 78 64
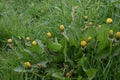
0 0 120 80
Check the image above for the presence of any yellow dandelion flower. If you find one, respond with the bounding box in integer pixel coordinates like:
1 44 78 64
81 41 87 47
32 40 37 45
106 18 112 24
47 32 51 38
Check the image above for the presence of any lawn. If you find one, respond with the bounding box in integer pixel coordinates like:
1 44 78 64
0 0 120 80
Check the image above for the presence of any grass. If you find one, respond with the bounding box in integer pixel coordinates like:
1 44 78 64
0 0 120 80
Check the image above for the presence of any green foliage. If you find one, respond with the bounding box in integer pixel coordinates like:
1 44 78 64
86 68 97 80
0 0 120 80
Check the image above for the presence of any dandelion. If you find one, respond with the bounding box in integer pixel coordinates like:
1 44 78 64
32 40 37 45
36 63 42 67
66 72 71 78
84 16 88 21
7 38 12 43
109 30 114 38
47 32 51 38
98 25 101 30
81 41 87 47
109 30 113 34
106 18 112 24
26 37 30 41
25 62 31 69
87 36 92 42
116 32 120 40
60 25 64 31
88 22 93 26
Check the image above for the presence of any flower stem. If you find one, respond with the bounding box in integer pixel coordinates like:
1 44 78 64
110 41 112 54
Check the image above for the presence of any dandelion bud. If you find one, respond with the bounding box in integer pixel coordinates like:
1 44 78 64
116 32 120 40
7 38 12 44
88 22 93 26
84 16 88 21
26 37 30 41
60 25 64 31
87 36 92 42
47 32 51 38
98 25 101 30
25 62 31 69
109 30 114 38
36 63 42 67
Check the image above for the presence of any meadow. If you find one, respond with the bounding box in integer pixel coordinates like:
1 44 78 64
0 0 120 80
